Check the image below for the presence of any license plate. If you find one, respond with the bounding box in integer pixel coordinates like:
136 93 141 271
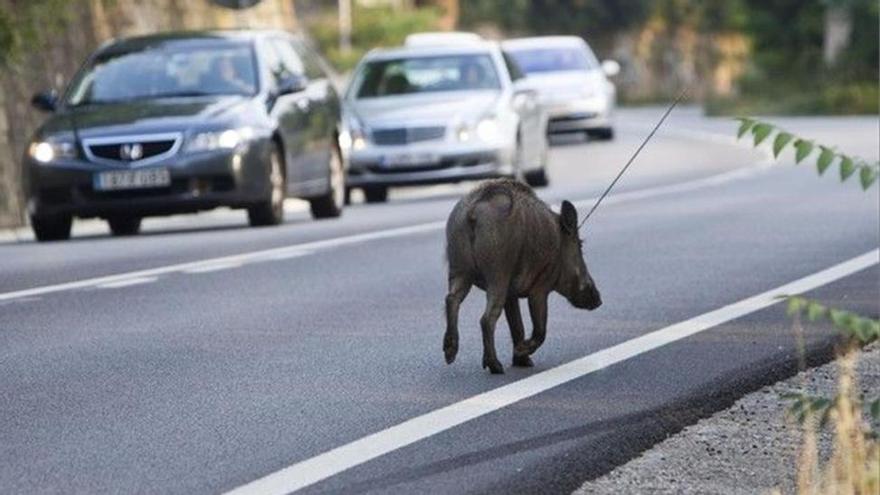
93 168 171 191
380 153 439 167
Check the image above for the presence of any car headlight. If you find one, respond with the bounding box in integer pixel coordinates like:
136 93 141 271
475 118 502 143
186 127 254 153
455 117 503 144
28 140 76 164
455 123 471 142
340 116 368 152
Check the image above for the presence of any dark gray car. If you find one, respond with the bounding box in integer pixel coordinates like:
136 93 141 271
25 30 345 241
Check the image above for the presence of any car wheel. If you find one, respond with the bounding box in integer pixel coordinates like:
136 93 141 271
589 127 615 141
107 216 141 236
525 168 549 188
363 186 388 203
30 214 72 242
525 144 549 188
510 131 525 182
248 143 285 227
344 187 352 205
309 146 344 219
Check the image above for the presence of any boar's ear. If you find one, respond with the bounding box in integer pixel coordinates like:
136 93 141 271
560 200 578 235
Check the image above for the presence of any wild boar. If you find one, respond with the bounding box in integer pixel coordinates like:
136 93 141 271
444 179 601 374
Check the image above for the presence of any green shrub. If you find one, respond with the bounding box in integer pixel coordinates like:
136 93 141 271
706 82 879 116
307 5 442 72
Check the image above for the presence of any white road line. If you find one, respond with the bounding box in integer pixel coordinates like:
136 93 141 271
0 222 444 303
96 276 158 289
0 163 772 304
259 250 313 261
183 261 244 274
224 249 879 495
571 164 770 212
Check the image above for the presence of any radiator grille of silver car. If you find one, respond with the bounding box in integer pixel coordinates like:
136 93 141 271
371 126 446 145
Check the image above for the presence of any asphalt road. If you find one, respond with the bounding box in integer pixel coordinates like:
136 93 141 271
1 107 878 494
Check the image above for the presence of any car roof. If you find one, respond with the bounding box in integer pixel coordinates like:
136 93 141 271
502 36 588 50
363 41 499 62
404 32 484 47
97 29 297 55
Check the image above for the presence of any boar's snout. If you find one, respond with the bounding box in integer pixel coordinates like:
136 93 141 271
572 283 602 310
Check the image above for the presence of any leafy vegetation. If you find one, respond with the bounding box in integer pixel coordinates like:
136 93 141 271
706 82 879 116
460 0 879 114
306 5 441 71
786 297 880 345
0 0 77 66
735 117 879 190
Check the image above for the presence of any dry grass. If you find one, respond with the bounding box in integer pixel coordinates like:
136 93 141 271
774 348 880 495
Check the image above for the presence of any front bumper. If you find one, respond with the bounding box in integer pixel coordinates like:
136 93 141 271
346 144 515 188
543 96 612 134
27 144 269 218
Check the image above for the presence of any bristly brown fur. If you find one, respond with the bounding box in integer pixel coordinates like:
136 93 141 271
443 179 601 374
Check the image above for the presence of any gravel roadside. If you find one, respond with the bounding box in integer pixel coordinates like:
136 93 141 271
574 344 880 495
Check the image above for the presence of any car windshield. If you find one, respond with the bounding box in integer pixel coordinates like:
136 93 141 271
66 42 258 105
354 54 500 98
507 46 598 74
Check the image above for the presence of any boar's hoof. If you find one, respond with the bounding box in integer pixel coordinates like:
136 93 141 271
443 335 458 364
512 354 534 367
483 357 505 374
514 341 535 356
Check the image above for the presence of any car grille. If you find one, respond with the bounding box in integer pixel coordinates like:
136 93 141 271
82 133 181 166
371 126 446 146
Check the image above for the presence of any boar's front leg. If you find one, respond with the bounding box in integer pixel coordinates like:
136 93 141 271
505 297 533 367
444 274 472 364
516 292 549 357
480 288 507 374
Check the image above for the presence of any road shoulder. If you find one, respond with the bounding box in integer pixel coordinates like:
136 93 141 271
574 344 880 495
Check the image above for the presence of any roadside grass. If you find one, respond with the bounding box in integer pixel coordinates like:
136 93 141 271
772 346 880 495
706 82 879 117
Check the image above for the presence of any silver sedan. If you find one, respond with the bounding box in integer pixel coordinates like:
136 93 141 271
339 42 549 202
503 36 619 140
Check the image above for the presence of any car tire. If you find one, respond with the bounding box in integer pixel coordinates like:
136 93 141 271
248 143 285 227
363 186 388 204
589 127 615 141
30 214 72 242
344 187 352 206
107 216 141 236
525 168 549 188
310 146 345 219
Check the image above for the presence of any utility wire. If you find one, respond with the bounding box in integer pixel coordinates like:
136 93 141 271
579 86 690 227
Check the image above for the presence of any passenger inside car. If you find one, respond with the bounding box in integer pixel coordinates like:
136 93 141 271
205 54 255 95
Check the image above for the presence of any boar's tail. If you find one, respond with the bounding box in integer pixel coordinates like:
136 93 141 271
466 185 515 243
469 184 515 216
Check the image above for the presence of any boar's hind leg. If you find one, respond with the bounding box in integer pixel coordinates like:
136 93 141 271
480 289 507 374
444 274 471 364
516 292 549 357
505 297 533 367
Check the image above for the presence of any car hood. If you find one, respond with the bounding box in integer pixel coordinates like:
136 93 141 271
42 96 255 138
349 91 500 129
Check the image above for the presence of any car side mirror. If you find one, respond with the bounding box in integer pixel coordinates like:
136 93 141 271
31 90 58 112
512 88 537 111
601 59 621 77
277 73 308 96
